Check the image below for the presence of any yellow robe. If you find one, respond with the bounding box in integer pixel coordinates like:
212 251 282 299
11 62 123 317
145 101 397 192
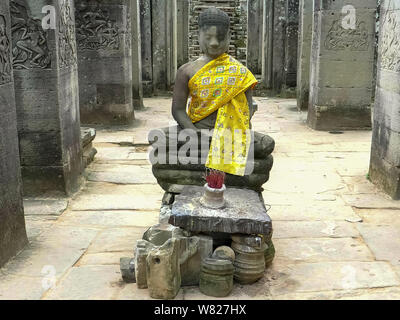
188 53 258 176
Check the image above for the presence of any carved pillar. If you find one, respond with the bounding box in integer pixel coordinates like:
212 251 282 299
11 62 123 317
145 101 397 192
140 0 153 97
11 0 83 196
369 0 400 199
131 0 143 110
177 0 189 68
262 0 274 89
75 0 134 124
151 0 177 94
296 0 313 110
0 0 28 267
307 0 376 130
283 0 299 91
247 0 263 74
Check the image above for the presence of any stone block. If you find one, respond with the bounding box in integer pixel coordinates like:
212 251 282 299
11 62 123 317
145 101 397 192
146 238 181 299
134 239 155 289
120 257 136 283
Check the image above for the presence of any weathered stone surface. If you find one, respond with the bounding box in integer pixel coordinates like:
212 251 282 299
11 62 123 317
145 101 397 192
76 0 134 125
120 257 136 283
23 200 68 216
12 0 83 196
307 0 376 130
342 194 400 210
131 0 144 110
142 223 180 246
0 275 45 300
146 238 181 299
357 224 400 265
212 246 236 263
44 265 122 300
272 221 359 239
199 258 234 298
369 0 400 199
59 210 158 228
170 186 272 235
76 251 132 266
180 235 213 286
266 261 400 296
274 238 374 263
247 0 263 74
0 0 27 267
134 239 155 289
81 127 97 168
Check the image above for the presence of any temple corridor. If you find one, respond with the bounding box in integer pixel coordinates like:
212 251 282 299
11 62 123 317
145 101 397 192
1 97 400 300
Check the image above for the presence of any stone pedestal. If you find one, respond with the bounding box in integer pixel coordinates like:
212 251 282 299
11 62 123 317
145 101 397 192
131 0 144 110
11 0 83 196
0 0 28 267
170 186 272 236
151 0 177 94
76 0 134 125
369 0 400 200
297 0 313 110
307 0 376 130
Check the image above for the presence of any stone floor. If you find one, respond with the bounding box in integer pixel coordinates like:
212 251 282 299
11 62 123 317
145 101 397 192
1 97 400 300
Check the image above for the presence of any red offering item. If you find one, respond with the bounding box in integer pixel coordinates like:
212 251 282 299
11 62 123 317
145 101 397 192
204 169 226 189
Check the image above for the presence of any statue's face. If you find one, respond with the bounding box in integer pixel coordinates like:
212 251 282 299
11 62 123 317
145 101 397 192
199 26 230 59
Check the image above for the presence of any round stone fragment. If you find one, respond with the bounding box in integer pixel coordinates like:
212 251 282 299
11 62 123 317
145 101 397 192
212 246 236 263
199 258 234 297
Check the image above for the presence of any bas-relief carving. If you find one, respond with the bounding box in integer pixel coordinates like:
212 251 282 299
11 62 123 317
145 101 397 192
10 0 51 70
125 9 131 51
380 11 400 72
0 15 12 85
324 20 370 51
58 0 77 69
75 4 121 51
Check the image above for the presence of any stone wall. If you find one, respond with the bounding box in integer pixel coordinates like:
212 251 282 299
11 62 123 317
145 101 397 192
76 0 134 124
188 0 248 65
308 0 376 130
369 0 400 199
11 0 83 196
0 0 27 267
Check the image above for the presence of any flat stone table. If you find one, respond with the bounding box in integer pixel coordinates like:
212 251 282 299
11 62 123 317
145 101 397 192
169 186 272 236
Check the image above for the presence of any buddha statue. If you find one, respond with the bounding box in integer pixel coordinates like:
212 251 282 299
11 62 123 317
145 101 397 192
149 7 275 194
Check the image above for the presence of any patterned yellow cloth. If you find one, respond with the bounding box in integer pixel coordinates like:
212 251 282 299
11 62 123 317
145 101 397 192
188 53 258 176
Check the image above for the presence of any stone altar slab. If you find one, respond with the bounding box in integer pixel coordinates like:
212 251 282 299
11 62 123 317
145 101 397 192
169 186 272 235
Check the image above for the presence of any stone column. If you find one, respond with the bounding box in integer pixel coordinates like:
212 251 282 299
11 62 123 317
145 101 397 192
75 0 134 125
262 0 274 89
140 0 153 96
369 0 400 200
283 0 299 91
297 0 313 110
151 0 177 94
131 0 144 110
307 0 376 130
247 0 263 74
177 0 189 68
0 0 28 267
11 0 83 196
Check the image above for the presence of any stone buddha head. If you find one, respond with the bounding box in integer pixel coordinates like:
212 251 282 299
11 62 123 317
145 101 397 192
199 7 230 59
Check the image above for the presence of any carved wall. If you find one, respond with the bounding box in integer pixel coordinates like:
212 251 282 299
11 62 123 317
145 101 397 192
58 0 78 69
324 20 370 51
0 14 12 85
10 0 51 70
380 10 400 72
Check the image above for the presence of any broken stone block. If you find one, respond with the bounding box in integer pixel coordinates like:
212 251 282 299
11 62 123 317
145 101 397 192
159 205 172 224
142 223 179 246
162 192 175 205
134 240 155 289
146 238 181 299
231 235 267 284
199 258 234 297
120 257 136 283
231 234 263 249
179 235 213 286
212 246 236 263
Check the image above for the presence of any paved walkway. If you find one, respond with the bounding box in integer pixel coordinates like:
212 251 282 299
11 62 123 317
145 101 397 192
1 97 400 300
